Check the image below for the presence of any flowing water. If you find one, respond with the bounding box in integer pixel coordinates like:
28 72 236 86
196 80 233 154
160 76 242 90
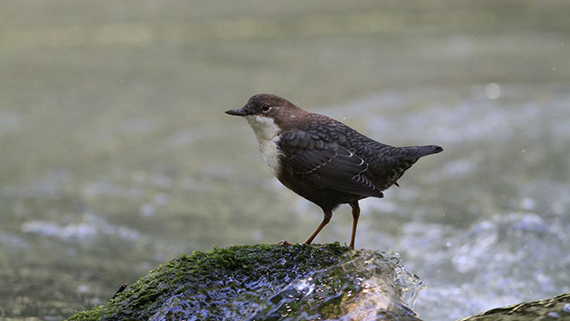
147 247 423 321
1 1 569 320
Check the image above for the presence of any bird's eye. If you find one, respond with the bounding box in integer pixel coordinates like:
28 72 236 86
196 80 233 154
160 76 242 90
261 104 270 112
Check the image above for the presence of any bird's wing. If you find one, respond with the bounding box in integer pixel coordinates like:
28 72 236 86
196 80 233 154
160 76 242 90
279 130 384 198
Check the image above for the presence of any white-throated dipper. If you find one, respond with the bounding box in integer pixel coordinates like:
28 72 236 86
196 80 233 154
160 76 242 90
226 94 443 249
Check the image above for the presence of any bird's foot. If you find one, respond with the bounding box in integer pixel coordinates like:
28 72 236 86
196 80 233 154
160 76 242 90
278 240 294 246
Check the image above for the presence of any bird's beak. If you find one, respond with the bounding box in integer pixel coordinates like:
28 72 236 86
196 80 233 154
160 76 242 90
225 107 249 116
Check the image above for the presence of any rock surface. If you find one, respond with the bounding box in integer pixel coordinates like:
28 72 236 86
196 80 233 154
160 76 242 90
457 293 570 321
67 243 570 321
67 243 423 321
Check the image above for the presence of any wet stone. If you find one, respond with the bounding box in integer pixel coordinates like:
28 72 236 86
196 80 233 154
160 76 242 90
67 243 424 321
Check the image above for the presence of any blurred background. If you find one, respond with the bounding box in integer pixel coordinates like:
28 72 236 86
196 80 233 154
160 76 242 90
1 1 569 320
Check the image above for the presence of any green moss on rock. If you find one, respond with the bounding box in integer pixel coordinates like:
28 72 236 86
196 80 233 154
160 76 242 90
457 293 570 321
66 243 570 321
67 243 365 321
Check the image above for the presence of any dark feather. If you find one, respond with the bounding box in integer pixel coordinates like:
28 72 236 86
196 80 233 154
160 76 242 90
279 130 383 198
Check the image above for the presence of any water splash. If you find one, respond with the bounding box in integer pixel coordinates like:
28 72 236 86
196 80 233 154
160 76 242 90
150 250 423 321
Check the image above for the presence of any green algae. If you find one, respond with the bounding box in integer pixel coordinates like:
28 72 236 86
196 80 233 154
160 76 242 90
67 243 351 320
65 243 570 321
66 243 423 321
457 293 570 321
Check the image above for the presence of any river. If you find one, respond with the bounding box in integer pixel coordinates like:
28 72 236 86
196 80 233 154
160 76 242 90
1 1 569 320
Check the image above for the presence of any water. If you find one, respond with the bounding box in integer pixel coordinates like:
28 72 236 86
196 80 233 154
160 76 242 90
148 248 422 321
1 1 569 320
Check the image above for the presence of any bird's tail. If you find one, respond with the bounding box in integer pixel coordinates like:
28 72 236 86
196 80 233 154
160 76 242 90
374 144 443 188
391 144 443 161
415 145 443 158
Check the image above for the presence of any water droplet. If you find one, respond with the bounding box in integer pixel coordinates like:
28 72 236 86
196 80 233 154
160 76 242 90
484 83 501 100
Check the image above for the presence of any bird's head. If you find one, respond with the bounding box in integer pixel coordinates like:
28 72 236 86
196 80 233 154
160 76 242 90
226 94 307 140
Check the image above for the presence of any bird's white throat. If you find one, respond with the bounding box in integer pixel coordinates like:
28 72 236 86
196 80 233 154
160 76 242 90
245 115 282 176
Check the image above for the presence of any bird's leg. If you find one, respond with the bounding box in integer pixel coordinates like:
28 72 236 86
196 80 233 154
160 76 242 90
349 202 360 250
303 209 332 246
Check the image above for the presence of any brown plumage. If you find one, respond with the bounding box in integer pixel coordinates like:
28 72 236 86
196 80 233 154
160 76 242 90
226 94 443 249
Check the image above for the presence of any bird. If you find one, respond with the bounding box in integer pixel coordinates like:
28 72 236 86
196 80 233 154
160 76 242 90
225 94 442 249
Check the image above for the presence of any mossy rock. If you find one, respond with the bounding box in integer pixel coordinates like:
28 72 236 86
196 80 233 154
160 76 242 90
458 293 570 321
67 243 422 321
67 243 570 321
